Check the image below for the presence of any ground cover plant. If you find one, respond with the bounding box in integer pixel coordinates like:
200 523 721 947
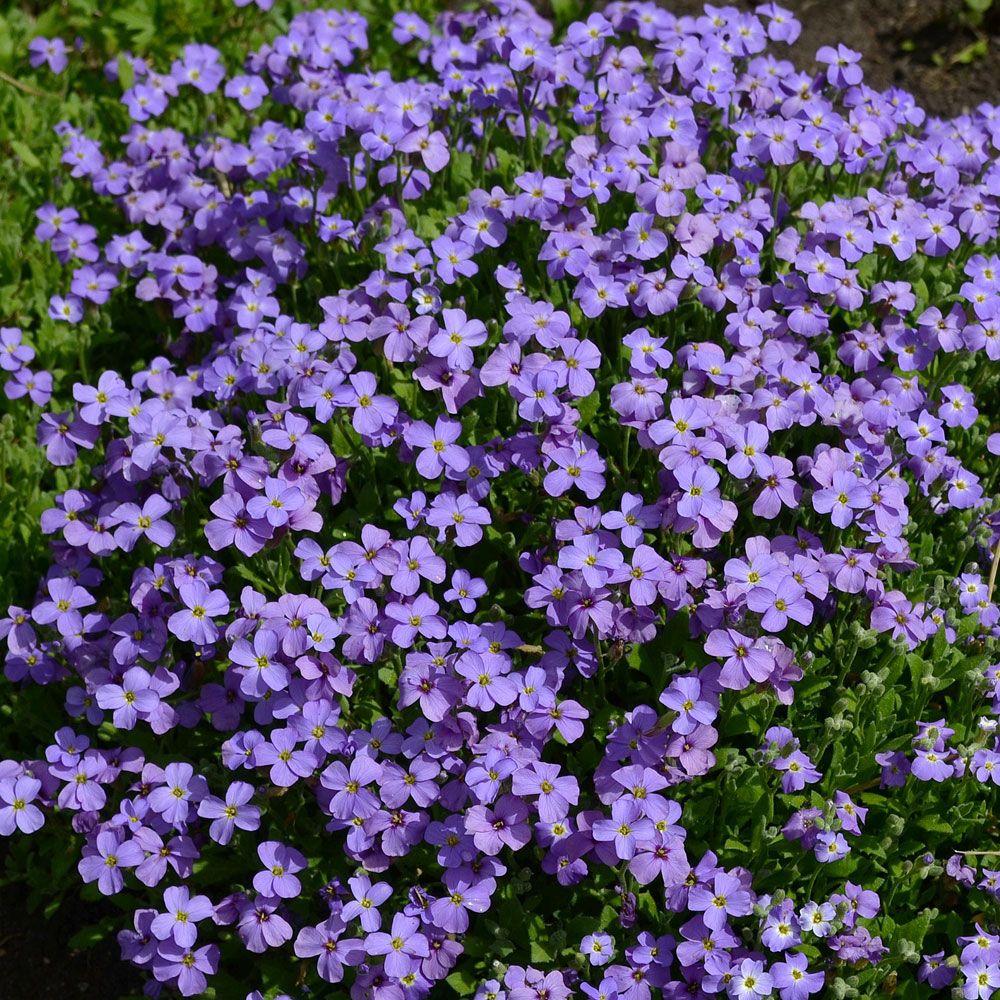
3 1 1000 998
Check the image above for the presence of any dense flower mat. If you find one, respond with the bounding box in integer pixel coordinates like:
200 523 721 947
4 1 1000 998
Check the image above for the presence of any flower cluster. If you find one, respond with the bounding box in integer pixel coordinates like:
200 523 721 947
1 326 51 407
5 1 1000 998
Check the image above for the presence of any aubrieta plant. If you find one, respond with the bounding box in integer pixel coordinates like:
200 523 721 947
5 1 1000 998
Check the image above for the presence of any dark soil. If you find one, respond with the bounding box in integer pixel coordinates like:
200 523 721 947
807 0 1000 117
669 0 1000 118
0 880 143 999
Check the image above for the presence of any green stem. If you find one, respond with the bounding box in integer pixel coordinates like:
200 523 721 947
0 70 52 99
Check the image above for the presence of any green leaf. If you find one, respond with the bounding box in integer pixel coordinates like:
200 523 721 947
918 815 952 836
67 922 108 950
575 391 601 428
892 907 937 951
9 140 41 170
446 969 479 996
450 150 475 189
530 938 554 963
951 39 988 65
117 52 135 91
958 612 982 639
232 562 277 594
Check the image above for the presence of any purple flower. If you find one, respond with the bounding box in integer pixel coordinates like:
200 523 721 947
816 43 864 87
168 579 229 645
623 212 667 260
429 872 494 933
151 885 214 948
871 591 927 648
544 447 606 500
404 416 470 478
55 754 106 812
911 748 955 782
0 327 34 371
918 952 956 990
384 593 447 647
813 471 869 528
659 676 717 735
428 308 488 371
559 535 624 588
8 9 1000 994
205 492 268 556
152 941 219 997
427 492 491 547
71 265 118 304
28 36 68 74
196 781 260 845
963 959 1000 1000
0 776 44 835
465 795 531 855
95 667 161 730
705 629 775 688
254 839 307 899
581 931 615 967
575 273 627 318
225 74 268 110
457 652 518 711
688 871 754 928
246 477 303 528
294 914 364 983
37 409 97 463
592 799 655 861
747 578 813 632
341 874 393 931
5 367 53 406
230 628 289 698
731 958 774 1000
335 372 399 436
443 569 487 612
320 755 383 820
815 830 851 862
365 913 430 978
110 495 176 550
238 898 293 954
78 830 144 895
148 762 201 825
676 464 723 520
511 762 580 822
32 576 95 635
253 727 317 787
